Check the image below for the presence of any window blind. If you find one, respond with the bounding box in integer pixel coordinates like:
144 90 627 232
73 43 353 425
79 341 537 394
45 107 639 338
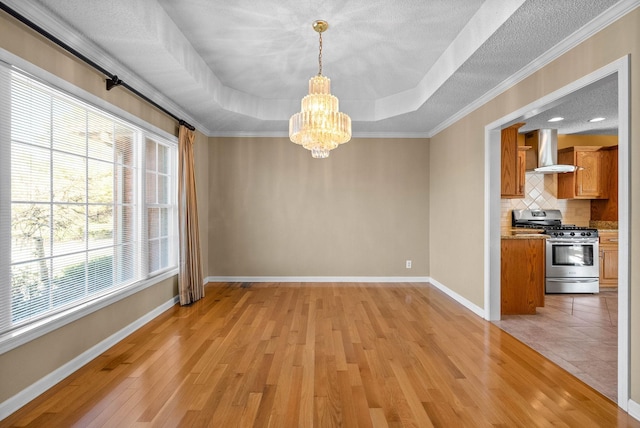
0 63 178 337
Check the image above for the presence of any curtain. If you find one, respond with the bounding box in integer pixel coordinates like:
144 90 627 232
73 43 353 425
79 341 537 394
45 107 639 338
178 125 204 305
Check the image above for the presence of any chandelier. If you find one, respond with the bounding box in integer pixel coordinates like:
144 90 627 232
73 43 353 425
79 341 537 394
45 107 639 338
289 20 352 158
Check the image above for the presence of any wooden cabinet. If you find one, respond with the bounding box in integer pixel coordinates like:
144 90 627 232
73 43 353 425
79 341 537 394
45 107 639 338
501 123 526 198
599 230 618 288
501 238 545 315
557 146 608 199
591 146 618 221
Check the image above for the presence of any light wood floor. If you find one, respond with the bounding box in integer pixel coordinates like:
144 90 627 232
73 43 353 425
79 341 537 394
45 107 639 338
3 282 638 427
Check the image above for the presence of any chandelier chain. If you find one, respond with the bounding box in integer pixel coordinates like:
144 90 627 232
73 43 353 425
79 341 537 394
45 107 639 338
318 32 323 76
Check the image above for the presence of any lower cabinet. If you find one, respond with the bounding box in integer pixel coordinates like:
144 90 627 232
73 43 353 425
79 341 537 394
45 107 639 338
599 230 618 288
501 238 545 315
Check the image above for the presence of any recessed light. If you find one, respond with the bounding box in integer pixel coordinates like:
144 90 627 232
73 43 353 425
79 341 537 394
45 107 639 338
589 117 606 122
547 117 564 122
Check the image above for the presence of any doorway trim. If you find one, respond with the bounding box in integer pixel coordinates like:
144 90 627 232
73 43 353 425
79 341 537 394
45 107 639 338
484 55 630 409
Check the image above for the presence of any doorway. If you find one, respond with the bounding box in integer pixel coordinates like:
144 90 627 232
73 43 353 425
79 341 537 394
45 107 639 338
484 56 630 408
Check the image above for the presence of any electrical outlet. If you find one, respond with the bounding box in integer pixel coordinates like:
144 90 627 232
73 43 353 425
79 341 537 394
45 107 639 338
406 260 412 269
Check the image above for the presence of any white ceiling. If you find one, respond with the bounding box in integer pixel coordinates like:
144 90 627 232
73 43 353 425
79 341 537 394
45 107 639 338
3 0 633 137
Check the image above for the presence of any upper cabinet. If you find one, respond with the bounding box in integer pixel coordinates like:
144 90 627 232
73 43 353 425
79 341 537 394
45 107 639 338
591 145 618 220
501 123 526 199
557 146 608 199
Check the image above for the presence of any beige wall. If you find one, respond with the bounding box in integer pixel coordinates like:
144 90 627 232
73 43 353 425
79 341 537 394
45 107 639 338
429 117 486 305
0 10 182 404
429 8 639 402
193 130 211 276
207 137 430 277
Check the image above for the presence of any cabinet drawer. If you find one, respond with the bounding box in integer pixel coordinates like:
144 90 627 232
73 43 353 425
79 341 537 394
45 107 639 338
599 231 618 245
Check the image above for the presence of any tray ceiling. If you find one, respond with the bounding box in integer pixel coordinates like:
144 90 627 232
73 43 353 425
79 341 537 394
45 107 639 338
3 0 631 137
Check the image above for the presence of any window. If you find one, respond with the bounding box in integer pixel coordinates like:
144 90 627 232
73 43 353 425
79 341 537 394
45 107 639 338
146 138 175 274
0 64 178 341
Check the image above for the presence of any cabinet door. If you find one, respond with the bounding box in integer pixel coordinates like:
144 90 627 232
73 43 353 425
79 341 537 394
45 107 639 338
501 123 525 198
556 150 576 199
501 238 545 315
602 248 618 283
599 231 618 288
557 147 608 200
576 151 603 197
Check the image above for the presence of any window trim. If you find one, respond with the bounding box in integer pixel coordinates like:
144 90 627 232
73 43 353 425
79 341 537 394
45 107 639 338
0 268 177 354
0 49 180 355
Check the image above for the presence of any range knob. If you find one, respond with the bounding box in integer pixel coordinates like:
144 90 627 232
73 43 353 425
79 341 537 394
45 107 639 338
586 232 592 236
570 232 575 236
581 232 586 236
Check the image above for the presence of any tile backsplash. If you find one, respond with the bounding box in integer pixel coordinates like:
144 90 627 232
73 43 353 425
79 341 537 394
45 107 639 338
501 172 591 229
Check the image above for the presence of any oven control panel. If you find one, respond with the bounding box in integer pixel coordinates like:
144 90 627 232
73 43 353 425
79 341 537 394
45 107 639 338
548 230 598 238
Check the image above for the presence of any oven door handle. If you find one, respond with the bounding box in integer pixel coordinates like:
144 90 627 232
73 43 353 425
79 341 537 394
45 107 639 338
546 239 599 244
546 278 599 283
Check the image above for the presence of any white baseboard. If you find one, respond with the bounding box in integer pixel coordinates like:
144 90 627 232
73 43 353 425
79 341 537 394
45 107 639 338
629 399 640 422
205 276 431 283
205 276 485 318
0 295 179 421
426 277 486 318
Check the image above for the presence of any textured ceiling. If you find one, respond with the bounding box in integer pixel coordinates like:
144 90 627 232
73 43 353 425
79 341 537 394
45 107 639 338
3 0 631 137
519 73 618 135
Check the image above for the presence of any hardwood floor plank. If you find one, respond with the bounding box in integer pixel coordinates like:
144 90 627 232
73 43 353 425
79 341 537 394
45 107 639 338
388 359 434 428
251 384 277 428
2 282 638 428
237 391 262 427
369 407 389 428
298 300 316 428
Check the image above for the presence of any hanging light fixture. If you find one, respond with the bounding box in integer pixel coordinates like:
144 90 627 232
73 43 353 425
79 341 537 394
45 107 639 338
289 20 352 158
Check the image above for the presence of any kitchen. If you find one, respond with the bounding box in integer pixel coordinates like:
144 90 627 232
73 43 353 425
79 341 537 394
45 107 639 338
495 75 620 400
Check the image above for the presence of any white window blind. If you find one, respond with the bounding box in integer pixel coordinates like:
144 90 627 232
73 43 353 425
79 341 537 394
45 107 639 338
0 63 178 338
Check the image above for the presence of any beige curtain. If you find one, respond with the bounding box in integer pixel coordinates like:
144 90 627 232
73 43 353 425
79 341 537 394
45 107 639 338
178 125 204 305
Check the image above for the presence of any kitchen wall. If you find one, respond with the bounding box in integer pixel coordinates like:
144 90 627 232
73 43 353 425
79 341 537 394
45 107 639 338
500 172 591 230
558 134 618 149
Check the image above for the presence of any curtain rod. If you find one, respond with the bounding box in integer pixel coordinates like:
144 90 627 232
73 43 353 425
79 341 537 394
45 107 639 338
0 2 195 131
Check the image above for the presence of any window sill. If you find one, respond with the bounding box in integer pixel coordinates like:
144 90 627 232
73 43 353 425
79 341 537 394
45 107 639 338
0 268 178 355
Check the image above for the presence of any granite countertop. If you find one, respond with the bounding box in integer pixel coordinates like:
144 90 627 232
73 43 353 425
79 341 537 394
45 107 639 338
590 220 618 231
502 234 548 240
501 229 548 240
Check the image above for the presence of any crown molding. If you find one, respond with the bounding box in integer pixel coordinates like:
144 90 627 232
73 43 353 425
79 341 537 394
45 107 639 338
207 131 430 139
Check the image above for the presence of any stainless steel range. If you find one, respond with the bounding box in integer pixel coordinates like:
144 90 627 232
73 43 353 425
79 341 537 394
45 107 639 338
512 209 599 294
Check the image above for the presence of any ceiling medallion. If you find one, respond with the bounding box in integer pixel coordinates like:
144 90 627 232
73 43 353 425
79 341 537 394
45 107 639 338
289 20 352 159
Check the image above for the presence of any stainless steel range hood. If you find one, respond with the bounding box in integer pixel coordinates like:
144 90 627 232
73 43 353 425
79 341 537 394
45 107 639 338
533 129 578 174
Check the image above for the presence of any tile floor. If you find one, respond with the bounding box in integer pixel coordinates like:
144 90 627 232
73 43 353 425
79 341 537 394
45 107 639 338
493 289 618 401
